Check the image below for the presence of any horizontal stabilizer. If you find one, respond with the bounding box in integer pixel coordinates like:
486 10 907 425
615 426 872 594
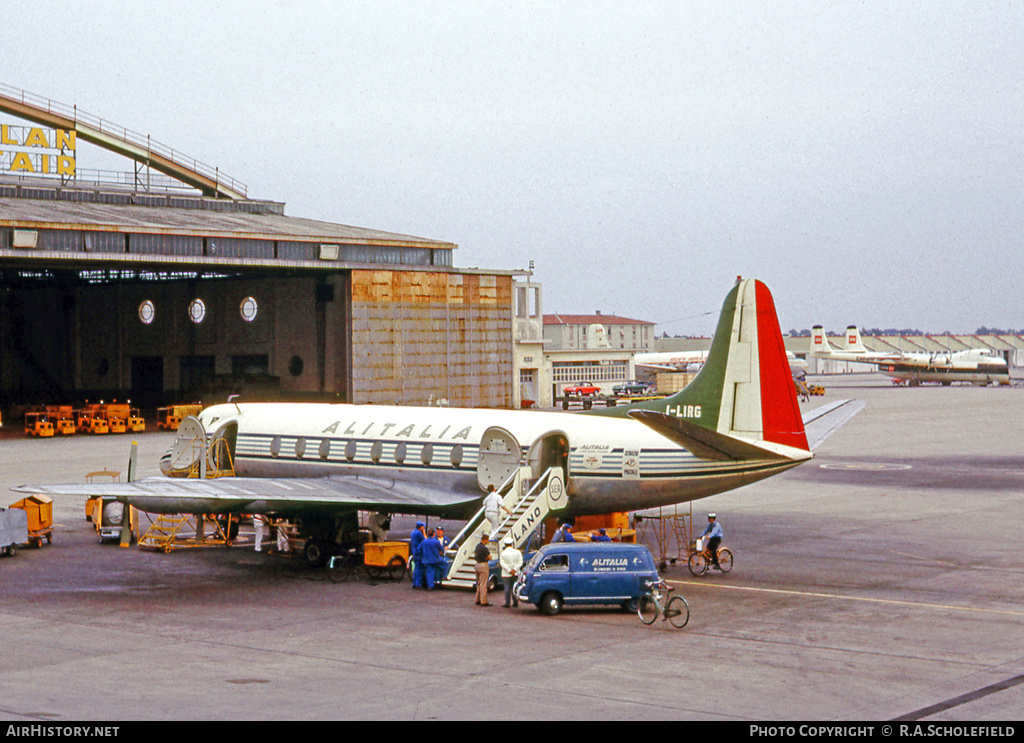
801 399 866 451
627 410 789 462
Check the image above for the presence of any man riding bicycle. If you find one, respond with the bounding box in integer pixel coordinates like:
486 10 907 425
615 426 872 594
698 513 723 570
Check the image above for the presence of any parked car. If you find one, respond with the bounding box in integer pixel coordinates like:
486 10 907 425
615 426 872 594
612 380 650 396
563 381 600 397
514 542 660 615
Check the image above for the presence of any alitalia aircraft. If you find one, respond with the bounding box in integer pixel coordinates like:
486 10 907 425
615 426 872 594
811 325 1010 386
16 279 862 556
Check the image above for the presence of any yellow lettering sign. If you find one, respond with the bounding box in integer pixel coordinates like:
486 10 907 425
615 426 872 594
1 125 17 146
24 127 50 147
11 152 36 173
57 155 75 176
56 129 75 151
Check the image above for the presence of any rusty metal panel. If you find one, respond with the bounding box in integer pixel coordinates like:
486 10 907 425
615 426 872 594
350 270 513 407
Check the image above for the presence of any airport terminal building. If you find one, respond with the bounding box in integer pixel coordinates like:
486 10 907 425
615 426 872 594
0 85 517 411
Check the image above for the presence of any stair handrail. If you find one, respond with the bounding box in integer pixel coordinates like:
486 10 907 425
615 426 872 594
446 466 522 554
496 466 559 549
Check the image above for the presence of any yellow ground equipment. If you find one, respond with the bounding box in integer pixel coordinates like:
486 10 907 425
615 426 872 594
85 496 137 542
126 407 145 433
46 405 76 435
157 404 203 431
24 411 54 437
364 541 410 579
76 405 109 434
9 493 53 547
100 403 129 434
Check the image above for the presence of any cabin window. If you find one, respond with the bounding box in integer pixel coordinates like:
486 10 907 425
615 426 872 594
270 436 282 458
319 439 331 460
371 441 383 463
420 443 433 466
345 440 357 462
394 442 406 465
295 437 306 458
450 444 463 468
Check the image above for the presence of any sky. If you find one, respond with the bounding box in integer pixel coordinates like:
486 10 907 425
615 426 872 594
2 1 1022 335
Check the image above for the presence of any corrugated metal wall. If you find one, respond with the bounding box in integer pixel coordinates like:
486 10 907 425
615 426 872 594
350 270 513 408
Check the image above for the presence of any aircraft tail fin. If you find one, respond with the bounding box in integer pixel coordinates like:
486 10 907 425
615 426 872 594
810 325 833 357
596 278 810 457
843 325 867 353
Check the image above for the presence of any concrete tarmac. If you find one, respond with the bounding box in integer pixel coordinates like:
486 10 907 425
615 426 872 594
1 374 1022 721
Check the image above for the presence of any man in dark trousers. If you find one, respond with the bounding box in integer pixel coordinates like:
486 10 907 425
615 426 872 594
474 534 492 606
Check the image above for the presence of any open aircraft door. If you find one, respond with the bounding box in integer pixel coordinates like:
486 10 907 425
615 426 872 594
477 427 522 491
527 431 570 510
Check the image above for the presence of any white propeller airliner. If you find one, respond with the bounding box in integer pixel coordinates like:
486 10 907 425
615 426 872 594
17 279 862 556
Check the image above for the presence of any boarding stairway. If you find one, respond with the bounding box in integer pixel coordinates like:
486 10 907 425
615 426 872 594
441 465 566 589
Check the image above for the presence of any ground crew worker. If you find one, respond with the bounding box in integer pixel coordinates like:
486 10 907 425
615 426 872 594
420 528 446 590
410 521 427 588
474 534 492 606
499 537 523 608
551 523 574 543
698 513 724 569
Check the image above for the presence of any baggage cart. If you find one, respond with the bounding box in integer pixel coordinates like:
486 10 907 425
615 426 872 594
0 508 29 556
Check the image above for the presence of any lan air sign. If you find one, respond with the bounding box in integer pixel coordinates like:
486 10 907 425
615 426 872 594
1 125 76 177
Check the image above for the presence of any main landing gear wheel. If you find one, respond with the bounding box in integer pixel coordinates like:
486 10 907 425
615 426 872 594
303 539 329 568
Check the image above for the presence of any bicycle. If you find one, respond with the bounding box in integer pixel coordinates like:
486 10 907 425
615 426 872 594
637 578 690 628
326 546 363 583
687 538 733 576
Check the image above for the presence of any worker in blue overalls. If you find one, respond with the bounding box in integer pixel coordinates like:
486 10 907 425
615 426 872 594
420 528 446 590
410 521 427 588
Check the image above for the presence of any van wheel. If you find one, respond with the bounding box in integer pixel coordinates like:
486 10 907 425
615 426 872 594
539 592 563 616
622 597 639 613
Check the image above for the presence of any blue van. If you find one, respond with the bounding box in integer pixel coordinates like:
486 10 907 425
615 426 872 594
514 542 659 616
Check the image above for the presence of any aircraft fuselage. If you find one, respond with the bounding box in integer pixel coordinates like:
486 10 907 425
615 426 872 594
178 402 803 517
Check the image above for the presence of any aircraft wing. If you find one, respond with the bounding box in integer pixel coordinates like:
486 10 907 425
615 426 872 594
11 474 482 517
801 399 866 451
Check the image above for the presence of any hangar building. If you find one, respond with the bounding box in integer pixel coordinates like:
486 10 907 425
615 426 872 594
0 85 516 411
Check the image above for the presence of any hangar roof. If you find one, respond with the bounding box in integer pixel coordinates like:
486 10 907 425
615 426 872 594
0 192 453 249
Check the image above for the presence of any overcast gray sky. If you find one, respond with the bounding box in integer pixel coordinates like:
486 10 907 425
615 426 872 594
3 1 1021 335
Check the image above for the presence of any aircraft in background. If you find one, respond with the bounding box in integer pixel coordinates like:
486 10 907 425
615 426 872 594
16 279 862 562
810 325 1010 386
634 349 808 377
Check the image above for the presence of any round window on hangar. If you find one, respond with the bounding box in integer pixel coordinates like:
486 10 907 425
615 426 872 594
189 298 207 324
138 300 155 325
240 296 258 322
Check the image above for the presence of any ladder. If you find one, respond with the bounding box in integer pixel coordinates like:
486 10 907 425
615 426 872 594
441 465 565 589
138 514 191 552
137 514 239 552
